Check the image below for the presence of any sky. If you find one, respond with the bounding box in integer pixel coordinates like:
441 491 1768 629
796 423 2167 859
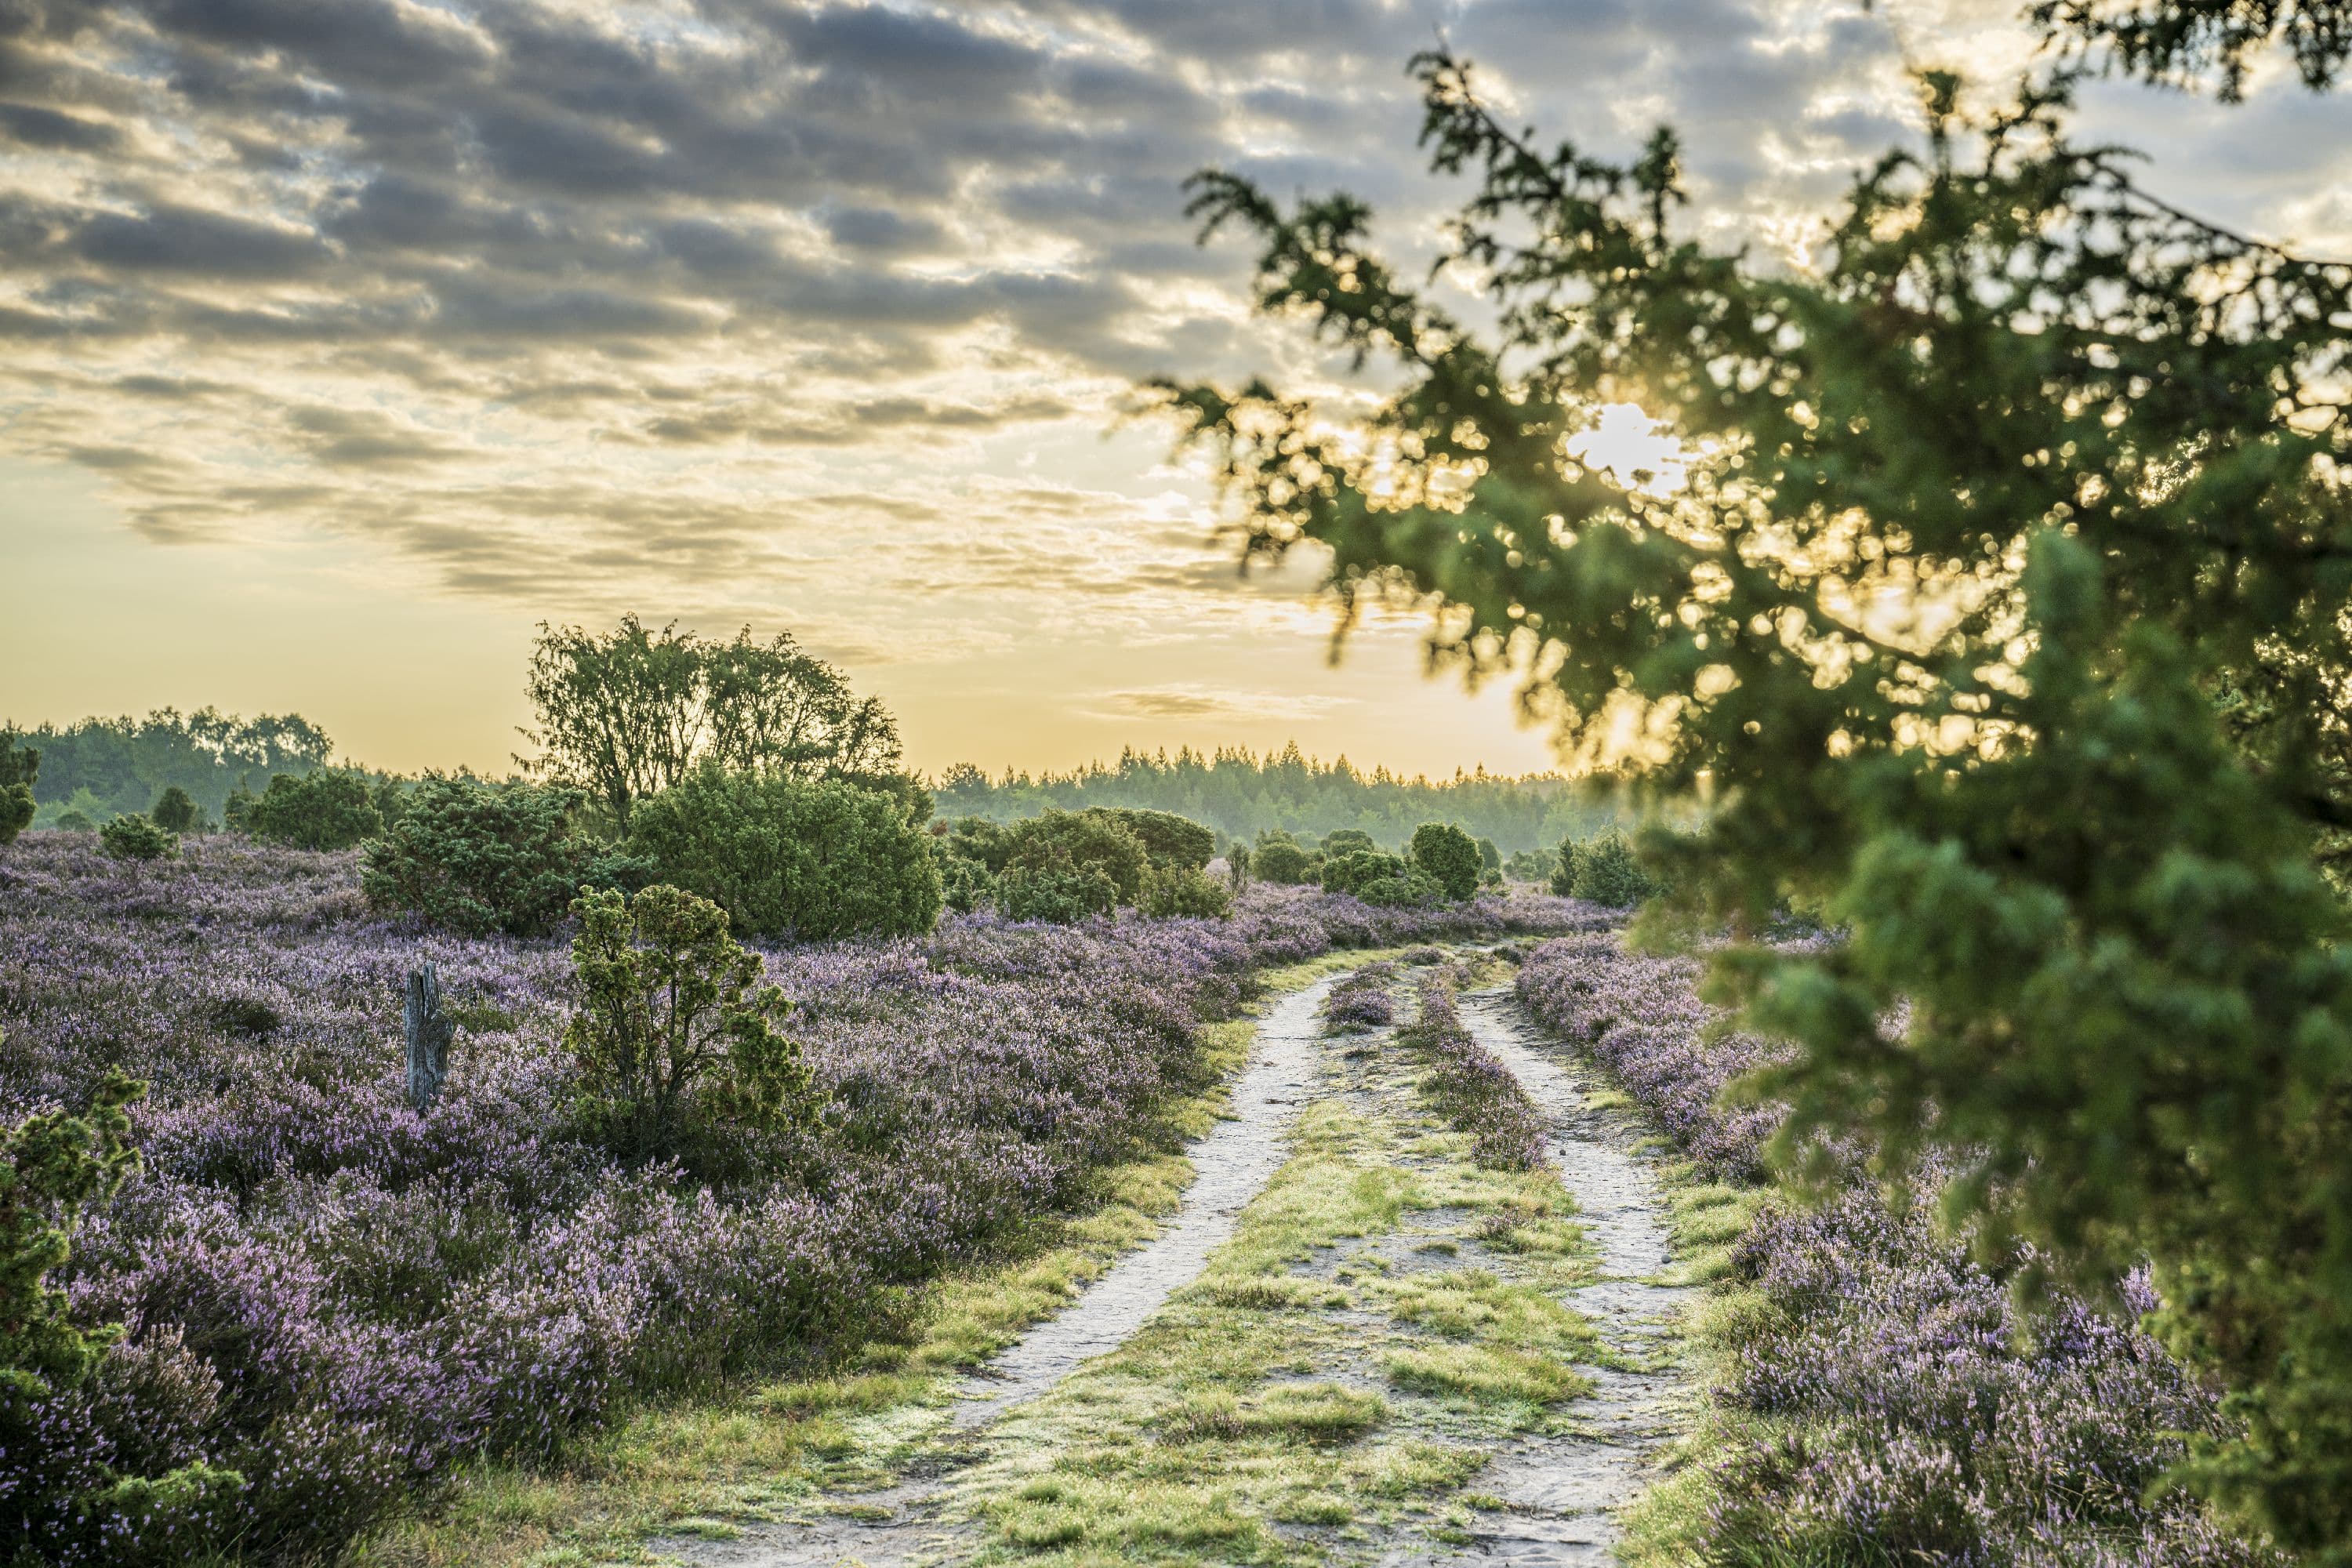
2 0 2347 779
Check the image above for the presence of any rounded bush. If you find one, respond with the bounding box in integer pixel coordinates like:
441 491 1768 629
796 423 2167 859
626 764 944 941
361 778 593 937
1407 822 1482 902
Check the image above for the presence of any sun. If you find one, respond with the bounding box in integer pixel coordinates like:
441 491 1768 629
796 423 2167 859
1565 403 1688 496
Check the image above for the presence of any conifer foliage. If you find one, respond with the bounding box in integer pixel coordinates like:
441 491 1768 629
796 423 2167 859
1158 18 2352 1550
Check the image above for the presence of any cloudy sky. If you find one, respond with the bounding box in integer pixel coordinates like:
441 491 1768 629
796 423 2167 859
2 0 2347 777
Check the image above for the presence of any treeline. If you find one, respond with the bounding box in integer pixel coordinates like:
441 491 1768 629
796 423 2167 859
2 710 333 829
931 745 1632 855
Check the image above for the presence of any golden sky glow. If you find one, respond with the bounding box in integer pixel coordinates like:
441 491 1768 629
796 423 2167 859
2 1 2343 779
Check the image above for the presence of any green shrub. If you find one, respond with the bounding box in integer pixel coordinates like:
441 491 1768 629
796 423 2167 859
936 848 998 915
1090 807 1216 870
1407 822 1483 902
564 886 816 1166
51 808 94 834
1139 862 1234 919
2 731 39 847
1000 811 1149 907
0 1058 245 1561
98 815 177 862
1322 849 1407 898
997 862 1119 923
1560 829 1664 907
242 771 381 851
625 764 943 941
147 786 199 835
1505 848 1556 884
1359 871 1439 907
361 779 594 938
1250 833 1314 884
938 815 1013 871
1321 828 1377 858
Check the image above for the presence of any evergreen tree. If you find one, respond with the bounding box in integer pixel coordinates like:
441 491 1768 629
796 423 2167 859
1154 13 2352 1548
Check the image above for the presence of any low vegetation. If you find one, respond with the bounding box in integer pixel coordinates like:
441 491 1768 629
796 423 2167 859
1515 936 2265 1564
0 831 1599 1563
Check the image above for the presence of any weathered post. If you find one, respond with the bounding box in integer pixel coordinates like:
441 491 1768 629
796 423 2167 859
404 962 454 1112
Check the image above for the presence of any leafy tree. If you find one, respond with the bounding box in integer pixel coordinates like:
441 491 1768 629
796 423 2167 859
625 764 943 942
361 779 593 938
931 742 1636 855
564 886 816 1163
526 618 902 826
1156 18 2352 1548
242 771 381 851
1408 823 1482 902
98 815 176 863
0 730 35 847
147 785 198 835
9 710 328 829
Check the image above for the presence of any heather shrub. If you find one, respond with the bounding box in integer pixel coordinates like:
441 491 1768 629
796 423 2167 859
564 884 817 1168
147 786 199 835
625 764 944 941
1139 862 1232 919
1323 962 1396 1033
361 777 593 937
98 815 176 862
242 770 381 851
1396 971 1544 1169
1408 822 1483 902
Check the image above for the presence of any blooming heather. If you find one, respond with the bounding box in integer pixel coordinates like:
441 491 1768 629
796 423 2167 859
1515 935 2270 1566
1398 968 1548 1172
0 836 1604 1561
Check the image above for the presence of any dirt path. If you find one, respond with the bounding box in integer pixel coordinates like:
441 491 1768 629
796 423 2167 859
658 976 1341 1568
1413 991 1693 1565
655 963 1693 1568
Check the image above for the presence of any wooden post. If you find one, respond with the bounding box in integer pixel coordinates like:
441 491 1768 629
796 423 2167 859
404 962 454 1112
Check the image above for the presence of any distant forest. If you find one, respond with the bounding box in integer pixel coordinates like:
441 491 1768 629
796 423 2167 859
5 710 333 828
5 713 1628 855
931 745 1632 855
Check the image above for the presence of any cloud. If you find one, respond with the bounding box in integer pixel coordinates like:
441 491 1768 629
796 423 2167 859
1090 685 1359 721
0 0 2339 677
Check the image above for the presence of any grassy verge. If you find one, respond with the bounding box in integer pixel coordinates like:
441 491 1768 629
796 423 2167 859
347 947 1427 1568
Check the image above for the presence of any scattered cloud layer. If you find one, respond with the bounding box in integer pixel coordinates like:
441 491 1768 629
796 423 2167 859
1 0 2345 707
